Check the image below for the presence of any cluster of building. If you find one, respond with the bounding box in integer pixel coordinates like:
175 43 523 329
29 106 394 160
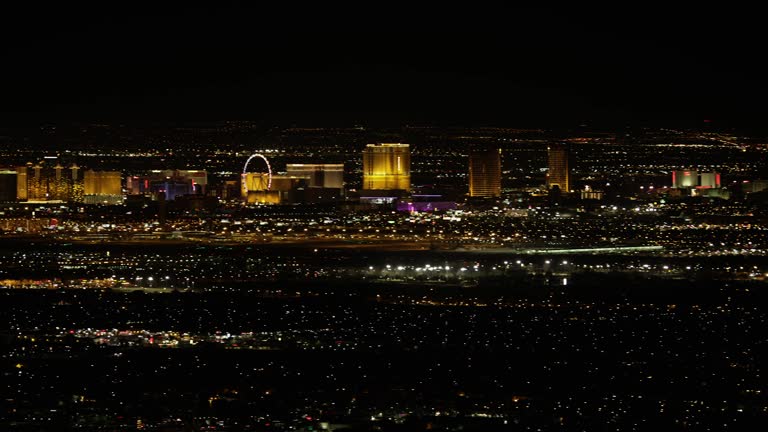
125 169 208 200
1 143 747 209
242 163 344 204
670 169 728 198
0 162 121 204
240 143 503 206
0 164 211 206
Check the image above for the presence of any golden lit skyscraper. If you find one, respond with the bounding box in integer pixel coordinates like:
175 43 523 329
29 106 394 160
83 170 122 204
70 164 84 203
15 166 27 200
468 149 501 197
28 163 46 200
51 163 69 201
286 164 344 189
83 170 121 195
546 143 570 192
362 143 410 191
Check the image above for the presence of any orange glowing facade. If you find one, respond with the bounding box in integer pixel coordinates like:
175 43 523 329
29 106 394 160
241 173 272 197
15 167 27 200
468 149 501 197
546 143 570 192
83 170 121 195
14 162 92 203
83 170 122 204
362 143 410 191
242 173 308 204
285 164 344 189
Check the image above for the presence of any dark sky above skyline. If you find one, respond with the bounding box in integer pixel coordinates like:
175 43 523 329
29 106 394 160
1 5 765 129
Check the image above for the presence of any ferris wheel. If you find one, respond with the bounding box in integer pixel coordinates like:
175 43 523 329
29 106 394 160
242 153 272 190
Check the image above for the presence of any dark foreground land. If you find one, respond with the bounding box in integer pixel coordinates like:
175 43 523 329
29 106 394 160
2 245 768 431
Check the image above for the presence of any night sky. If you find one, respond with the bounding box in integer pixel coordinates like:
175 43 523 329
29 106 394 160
1 5 764 129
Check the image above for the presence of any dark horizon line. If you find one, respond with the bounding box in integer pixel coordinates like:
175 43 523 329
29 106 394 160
0 117 759 134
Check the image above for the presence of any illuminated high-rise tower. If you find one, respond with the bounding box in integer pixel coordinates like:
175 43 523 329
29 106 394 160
28 163 46 200
468 149 501 197
51 163 69 201
83 170 122 204
70 164 84 203
15 166 27 200
286 164 344 189
672 170 698 188
546 143 570 192
362 143 410 191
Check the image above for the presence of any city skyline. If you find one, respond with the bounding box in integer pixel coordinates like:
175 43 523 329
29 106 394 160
3 6 768 431
2 124 764 204
3 124 768 431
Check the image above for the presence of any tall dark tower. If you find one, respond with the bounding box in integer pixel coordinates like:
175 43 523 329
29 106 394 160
468 149 501 198
546 143 570 193
0 169 17 202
